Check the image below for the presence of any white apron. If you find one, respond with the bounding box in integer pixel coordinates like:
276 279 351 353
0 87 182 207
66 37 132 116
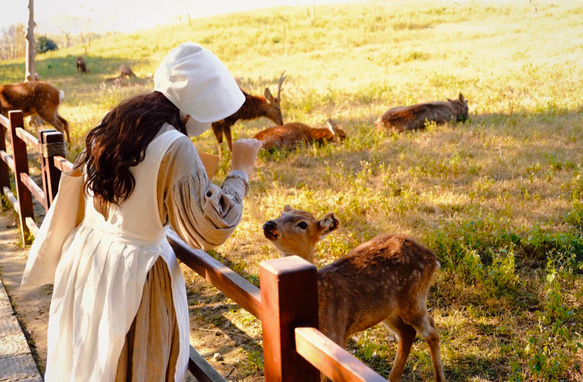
45 129 190 382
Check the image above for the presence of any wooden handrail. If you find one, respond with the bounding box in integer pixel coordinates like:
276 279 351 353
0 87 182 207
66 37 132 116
2 186 18 212
0 149 15 172
20 172 46 208
167 230 262 320
16 127 39 152
53 155 74 172
295 327 387 382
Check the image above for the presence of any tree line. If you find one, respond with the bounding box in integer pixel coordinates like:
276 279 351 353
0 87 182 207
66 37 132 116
1 22 96 61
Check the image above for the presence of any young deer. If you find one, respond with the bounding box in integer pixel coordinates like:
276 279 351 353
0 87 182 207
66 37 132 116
263 206 445 382
375 93 468 132
211 72 286 157
254 119 347 151
0 81 70 142
76 56 89 73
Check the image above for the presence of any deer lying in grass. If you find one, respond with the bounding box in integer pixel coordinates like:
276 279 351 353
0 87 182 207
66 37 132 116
263 206 445 382
76 56 89 73
375 93 468 132
211 72 286 157
254 119 347 151
0 81 70 142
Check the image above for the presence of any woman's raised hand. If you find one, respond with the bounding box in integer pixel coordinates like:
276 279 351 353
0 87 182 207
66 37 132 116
231 138 263 177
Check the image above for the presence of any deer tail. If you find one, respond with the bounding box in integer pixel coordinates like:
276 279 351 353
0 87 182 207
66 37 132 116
59 90 65 103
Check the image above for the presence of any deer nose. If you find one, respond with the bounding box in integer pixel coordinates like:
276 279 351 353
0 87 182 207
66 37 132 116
263 221 279 240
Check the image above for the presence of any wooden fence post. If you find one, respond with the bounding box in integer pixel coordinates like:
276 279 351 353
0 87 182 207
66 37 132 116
0 123 9 195
39 129 66 209
260 255 320 382
9 110 34 244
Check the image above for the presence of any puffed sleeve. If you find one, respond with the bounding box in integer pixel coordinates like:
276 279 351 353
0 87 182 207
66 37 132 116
157 134 249 250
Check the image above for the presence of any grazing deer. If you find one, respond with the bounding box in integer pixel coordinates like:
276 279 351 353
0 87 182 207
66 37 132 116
263 206 445 382
254 119 347 151
211 72 286 157
104 65 138 86
76 56 89 73
0 81 70 142
119 64 137 79
376 93 468 132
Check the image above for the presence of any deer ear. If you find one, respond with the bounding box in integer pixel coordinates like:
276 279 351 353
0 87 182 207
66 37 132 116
283 205 293 213
326 120 335 135
319 213 339 238
458 92 465 102
264 88 275 103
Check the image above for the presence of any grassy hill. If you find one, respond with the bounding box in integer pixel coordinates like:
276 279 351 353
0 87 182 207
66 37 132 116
1 0 582 380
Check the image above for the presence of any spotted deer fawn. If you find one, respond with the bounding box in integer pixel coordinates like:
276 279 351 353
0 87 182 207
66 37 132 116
211 72 286 156
0 81 70 142
254 119 347 151
263 205 445 382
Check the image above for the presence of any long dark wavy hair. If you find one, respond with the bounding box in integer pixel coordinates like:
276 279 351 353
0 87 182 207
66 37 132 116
76 91 186 204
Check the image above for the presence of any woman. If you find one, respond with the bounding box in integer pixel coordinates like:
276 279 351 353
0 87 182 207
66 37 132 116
43 42 262 381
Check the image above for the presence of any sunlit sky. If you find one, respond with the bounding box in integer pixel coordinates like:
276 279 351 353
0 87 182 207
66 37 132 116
1 0 359 34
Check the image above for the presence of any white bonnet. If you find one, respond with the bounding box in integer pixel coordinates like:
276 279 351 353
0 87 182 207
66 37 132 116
154 42 244 123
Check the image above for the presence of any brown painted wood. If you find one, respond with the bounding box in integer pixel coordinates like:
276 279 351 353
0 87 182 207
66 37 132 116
25 216 38 236
167 230 262 319
260 255 320 382
20 172 45 208
15 127 39 152
188 345 228 382
0 116 9 193
9 111 34 244
3 186 17 210
39 130 52 210
40 130 65 207
53 155 74 172
0 149 15 172
295 327 387 382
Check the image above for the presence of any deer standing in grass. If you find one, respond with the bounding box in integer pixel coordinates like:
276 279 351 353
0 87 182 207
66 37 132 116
254 119 347 151
263 206 445 382
76 57 89 73
119 64 137 79
376 93 468 132
0 81 70 142
211 72 285 157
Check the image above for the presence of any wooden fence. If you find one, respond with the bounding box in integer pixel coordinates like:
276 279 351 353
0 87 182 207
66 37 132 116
0 110 386 382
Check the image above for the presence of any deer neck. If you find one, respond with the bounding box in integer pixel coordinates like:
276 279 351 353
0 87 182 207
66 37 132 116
281 247 315 265
241 93 280 123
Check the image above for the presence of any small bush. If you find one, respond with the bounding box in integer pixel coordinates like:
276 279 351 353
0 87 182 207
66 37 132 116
36 36 58 54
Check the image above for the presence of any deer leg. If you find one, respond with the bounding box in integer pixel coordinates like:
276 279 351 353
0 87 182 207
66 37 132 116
405 312 445 382
36 108 69 142
224 126 233 153
384 315 417 382
212 124 224 158
56 114 70 143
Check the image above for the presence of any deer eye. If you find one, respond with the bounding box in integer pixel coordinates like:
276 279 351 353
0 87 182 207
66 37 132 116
297 222 308 230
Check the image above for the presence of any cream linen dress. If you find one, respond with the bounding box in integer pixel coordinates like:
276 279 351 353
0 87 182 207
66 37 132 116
45 125 248 382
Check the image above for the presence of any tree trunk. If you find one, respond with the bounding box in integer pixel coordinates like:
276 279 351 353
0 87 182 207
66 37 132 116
25 0 36 81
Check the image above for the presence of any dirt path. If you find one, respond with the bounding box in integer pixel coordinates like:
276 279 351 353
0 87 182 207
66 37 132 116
0 209 51 376
0 207 264 381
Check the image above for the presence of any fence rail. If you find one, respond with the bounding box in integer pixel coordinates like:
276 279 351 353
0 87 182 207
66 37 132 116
0 109 386 381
